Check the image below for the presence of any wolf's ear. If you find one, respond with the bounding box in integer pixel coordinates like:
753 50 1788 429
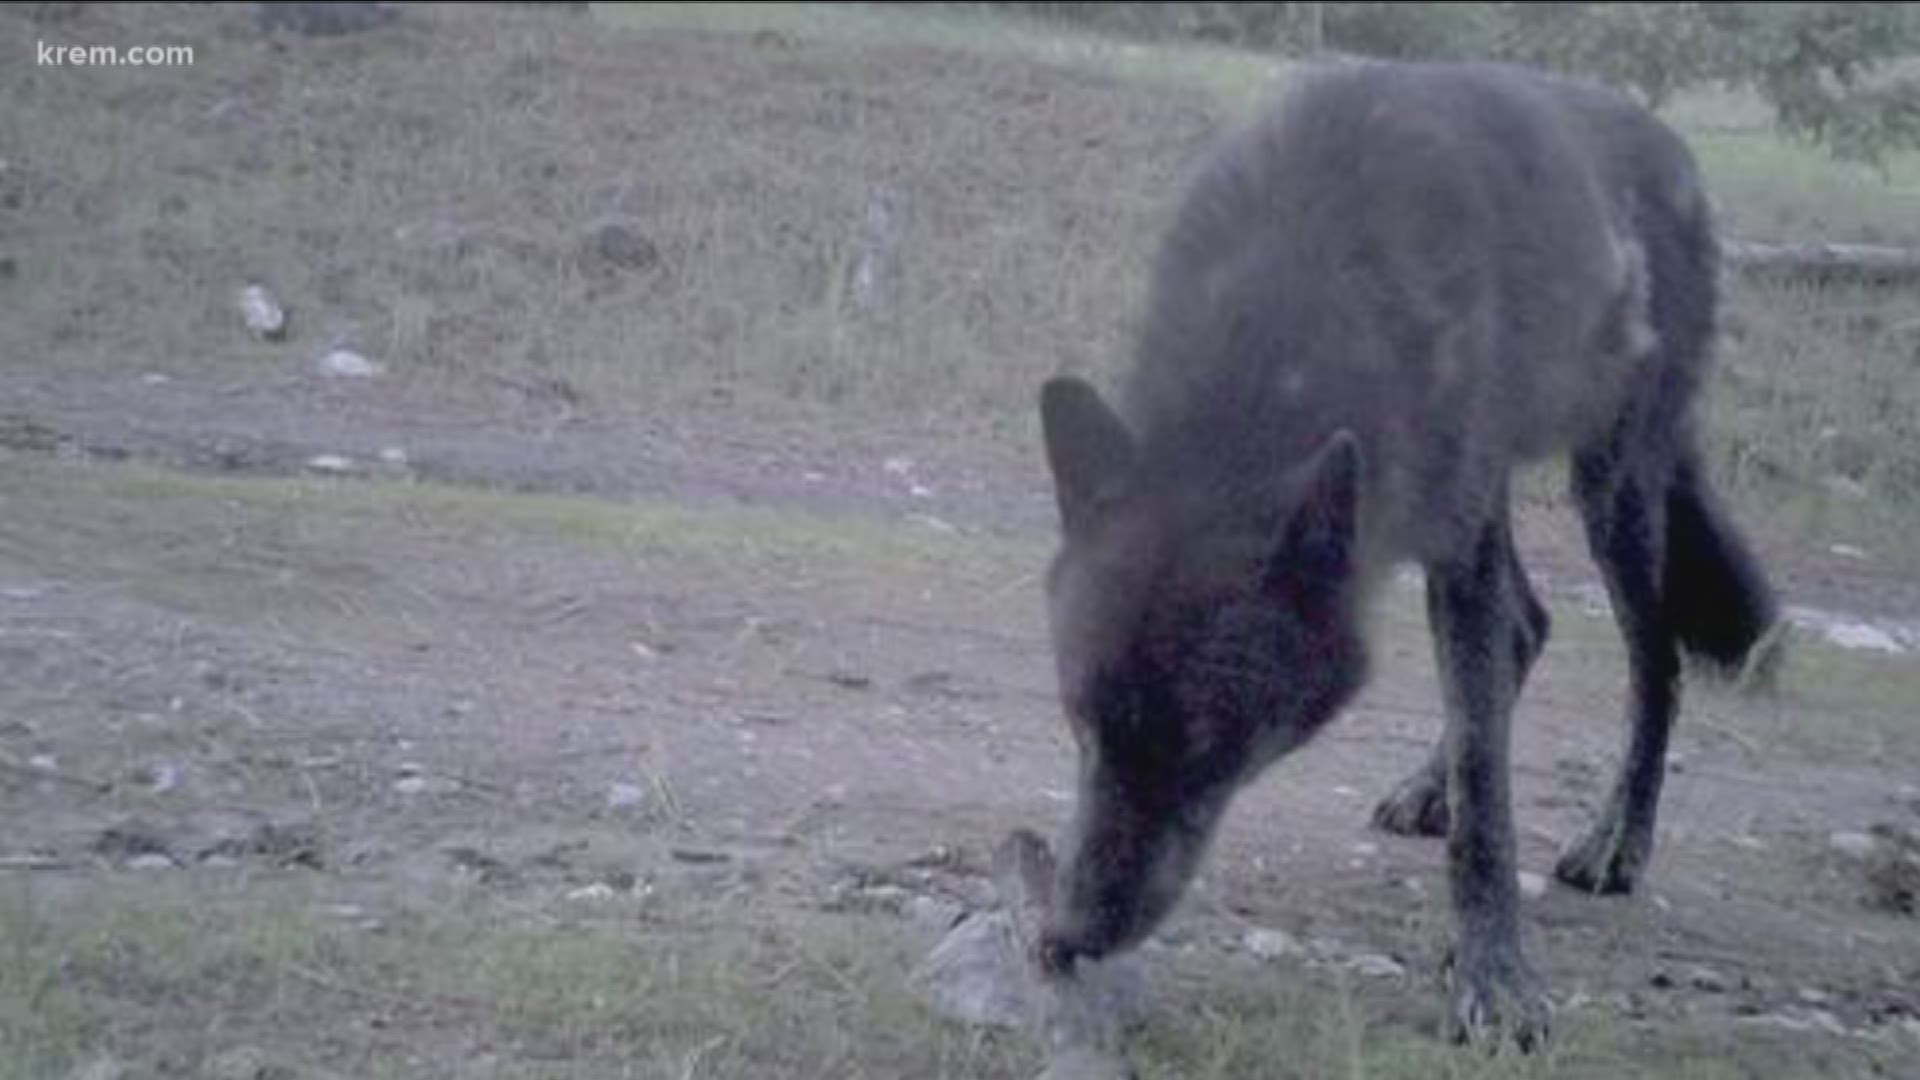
1271 430 1363 590
1040 376 1135 535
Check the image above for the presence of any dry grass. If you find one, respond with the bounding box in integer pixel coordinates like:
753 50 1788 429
5 3 1918 561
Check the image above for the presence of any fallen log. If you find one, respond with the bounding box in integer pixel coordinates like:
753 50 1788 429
1724 240 1920 284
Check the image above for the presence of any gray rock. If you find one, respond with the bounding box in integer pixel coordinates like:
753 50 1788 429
238 285 286 341
912 830 1147 1040
1687 965 1730 993
305 454 355 475
1345 953 1406 979
315 349 383 378
908 895 965 935
1518 870 1549 900
911 909 1037 1029
1831 831 1879 859
1243 927 1304 961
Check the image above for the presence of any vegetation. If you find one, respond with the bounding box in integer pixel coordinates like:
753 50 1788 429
976 3 1920 166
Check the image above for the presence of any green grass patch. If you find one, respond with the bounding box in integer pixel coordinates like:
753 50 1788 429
3 873 1908 1079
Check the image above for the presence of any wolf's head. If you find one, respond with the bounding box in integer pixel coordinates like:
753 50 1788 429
1035 375 1372 969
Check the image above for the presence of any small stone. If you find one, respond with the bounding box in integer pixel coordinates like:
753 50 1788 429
140 762 180 794
566 882 617 903
1243 927 1304 961
1809 1009 1848 1035
1518 870 1549 900
907 895 964 934
1350 841 1379 858
858 884 911 910
1824 622 1904 655
1824 476 1869 501
1798 987 1831 1005
28 753 56 771
1345 953 1405 979
393 776 429 795
128 853 176 871
316 349 383 378
606 782 647 810
238 285 287 341
1687 965 1730 993
911 911 1033 1029
306 454 355 475
377 447 408 466
1831 831 1879 859
1830 543 1869 560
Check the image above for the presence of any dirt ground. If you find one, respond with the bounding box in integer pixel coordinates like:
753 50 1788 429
3 4 1919 1077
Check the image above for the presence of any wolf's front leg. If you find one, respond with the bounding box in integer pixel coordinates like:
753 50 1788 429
1425 506 1552 1049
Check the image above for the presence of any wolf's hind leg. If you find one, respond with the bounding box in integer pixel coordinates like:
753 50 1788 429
1373 517 1549 839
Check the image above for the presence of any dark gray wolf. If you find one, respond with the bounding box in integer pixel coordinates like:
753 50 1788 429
1035 59 1780 1046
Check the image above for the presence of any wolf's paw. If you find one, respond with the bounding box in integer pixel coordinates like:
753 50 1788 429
1553 813 1650 895
1444 945 1552 1052
1371 767 1449 838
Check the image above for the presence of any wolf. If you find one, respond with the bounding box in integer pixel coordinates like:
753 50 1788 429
1034 59 1780 1046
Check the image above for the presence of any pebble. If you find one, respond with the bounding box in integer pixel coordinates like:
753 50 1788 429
316 349 383 378
306 454 355 475
1830 831 1879 858
1345 953 1405 979
1243 927 1305 961
127 853 176 872
606 782 647 810
1687 965 1730 993
238 285 286 341
1518 870 1548 900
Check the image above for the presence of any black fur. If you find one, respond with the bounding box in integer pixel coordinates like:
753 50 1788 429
1036 59 1780 1048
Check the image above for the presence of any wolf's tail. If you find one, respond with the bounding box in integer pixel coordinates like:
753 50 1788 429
1663 451 1783 681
